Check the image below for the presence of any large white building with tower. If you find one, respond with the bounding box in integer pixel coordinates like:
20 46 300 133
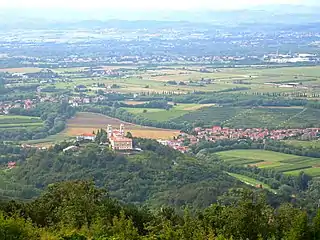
107 124 133 151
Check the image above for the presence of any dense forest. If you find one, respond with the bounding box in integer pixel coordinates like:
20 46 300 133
2 139 244 209
1 180 320 240
2 139 320 213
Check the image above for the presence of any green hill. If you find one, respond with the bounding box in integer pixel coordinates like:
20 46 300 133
6 139 243 209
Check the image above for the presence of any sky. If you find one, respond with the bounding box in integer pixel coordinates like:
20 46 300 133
0 0 315 10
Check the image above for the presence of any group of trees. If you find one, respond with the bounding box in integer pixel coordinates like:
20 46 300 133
2 137 319 212
121 100 173 110
191 139 320 158
4 139 243 208
0 78 10 94
0 102 76 141
97 100 173 110
171 92 309 107
95 129 109 143
1 180 320 240
0 142 31 165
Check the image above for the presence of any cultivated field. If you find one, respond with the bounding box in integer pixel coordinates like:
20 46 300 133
284 140 320 148
24 112 180 146
227 172 276 193
217 149 320 177
65 112 180 139
123 101 147 105
0 67 42 73
173 106 320 129
122 103 215 122
6 65 319 96
0 115 43 129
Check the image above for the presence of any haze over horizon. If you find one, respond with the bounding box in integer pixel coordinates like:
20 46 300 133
0 0 319 10
0 0 319 24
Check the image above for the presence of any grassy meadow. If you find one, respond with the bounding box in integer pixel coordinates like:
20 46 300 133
284 140 320 148
227 172 276 193
0 115 43 129
6 64 318 95
173 106 320 129
216 149 320 177
122 103 215 122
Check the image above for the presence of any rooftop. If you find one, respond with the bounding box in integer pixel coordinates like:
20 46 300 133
110 136 132 142
79 133 96 137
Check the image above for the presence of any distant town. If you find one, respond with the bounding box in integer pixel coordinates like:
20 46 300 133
159 126 320 153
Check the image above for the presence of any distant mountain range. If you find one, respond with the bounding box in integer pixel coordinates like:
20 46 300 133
0 5 319 29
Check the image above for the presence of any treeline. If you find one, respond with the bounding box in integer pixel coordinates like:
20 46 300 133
192 139 320 159
97 100 173 110
0 102 76 141
0 142 32 165
0 78 10 94
172 92 308 107
122 100 173 110
80 105 193 132
1 180 320 240
115 92 311 108
307 100 320 109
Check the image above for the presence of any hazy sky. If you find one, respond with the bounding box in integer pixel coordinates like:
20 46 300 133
0 0 314 10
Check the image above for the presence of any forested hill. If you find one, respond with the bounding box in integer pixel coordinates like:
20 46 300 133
1 180 320 240
5 139 244 209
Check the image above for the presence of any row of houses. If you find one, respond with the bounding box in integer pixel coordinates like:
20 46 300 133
158 126 320 153
194 126 320 142
0 99 34 114
68 95 106 106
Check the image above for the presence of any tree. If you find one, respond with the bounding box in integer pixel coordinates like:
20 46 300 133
100 134 108 143
126 132 133 139
29 181 107 228
0 212 39 240
111 211 140 240
284 211 309 240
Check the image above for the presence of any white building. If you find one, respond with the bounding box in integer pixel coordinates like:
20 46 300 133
76 133 96 142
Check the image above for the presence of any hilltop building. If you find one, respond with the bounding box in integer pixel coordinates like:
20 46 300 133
107 124 133 151
76 133 96 142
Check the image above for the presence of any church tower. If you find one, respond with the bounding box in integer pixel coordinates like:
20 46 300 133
107 125 113 138
120 124 125 136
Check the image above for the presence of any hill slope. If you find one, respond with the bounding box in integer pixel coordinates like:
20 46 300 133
8 139 243 209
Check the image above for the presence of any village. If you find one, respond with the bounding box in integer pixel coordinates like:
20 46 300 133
158 126 320 153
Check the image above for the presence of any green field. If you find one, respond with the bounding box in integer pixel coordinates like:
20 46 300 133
123 104 320 128
227 172 276 193
0 115 43 129
30 65 320 95
217 150 320 177
23 134 73 146
284 140 320 148
122 103 215 122
124 108 187 121
173 106 320 129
